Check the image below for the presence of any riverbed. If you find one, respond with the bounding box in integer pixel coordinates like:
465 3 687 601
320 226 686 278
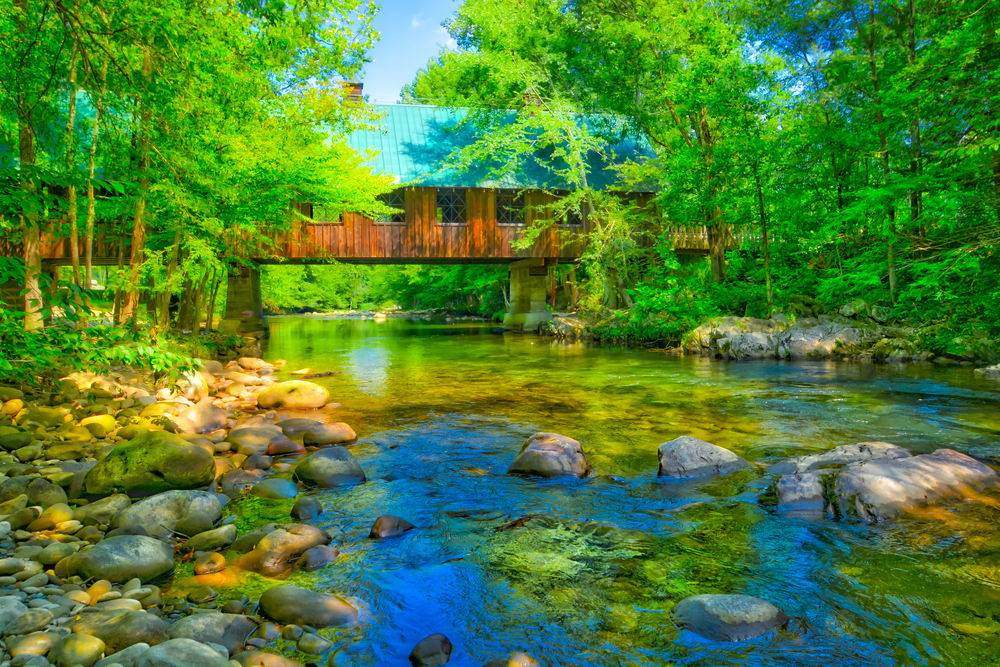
261 315 1000 666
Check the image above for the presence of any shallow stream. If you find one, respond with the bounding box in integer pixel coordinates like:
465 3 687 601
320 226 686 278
251 316 1000 666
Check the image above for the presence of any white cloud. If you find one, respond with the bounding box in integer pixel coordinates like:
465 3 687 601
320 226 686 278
437 25 458 51
411 14 429 28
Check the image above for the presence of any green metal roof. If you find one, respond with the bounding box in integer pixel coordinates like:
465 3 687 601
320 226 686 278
348 104 655 191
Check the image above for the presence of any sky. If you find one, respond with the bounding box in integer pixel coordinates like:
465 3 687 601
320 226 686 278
360 0 461 103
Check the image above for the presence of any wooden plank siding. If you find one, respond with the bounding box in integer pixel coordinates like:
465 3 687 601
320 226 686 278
272 187 594 264
10 187 755 266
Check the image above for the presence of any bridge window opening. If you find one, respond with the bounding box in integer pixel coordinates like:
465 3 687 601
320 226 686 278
553 190 584 226
312 204 343 225
496 189 525 225
376 189 405 224
436 188 467 224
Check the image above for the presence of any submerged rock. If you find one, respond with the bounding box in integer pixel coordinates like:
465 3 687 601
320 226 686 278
833 448 1000 521
671 594 788 641
507 433 590 478
369 515 415 539
258 586 358 628
770 441 910 475
294 447 366 487
657 436 750 480
409 634 453 666
233 524 330 576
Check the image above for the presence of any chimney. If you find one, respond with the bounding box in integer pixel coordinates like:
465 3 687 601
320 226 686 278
346 81 363 103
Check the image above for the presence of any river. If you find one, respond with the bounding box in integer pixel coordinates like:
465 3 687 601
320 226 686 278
257 315 1000 666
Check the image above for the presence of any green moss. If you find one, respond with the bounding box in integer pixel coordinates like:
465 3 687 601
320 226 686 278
700 467 763 498
226 494 297 534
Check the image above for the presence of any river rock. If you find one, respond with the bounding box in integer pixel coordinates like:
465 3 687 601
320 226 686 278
0 596 28 623
180 400 228 434
0 476 68 507
294 447 366 487
657 436 750 480
48 632 106 667
136 638 231 667
195 551 226 574
256 381 330 410
275 418 322 436
250 478 299 499
59 535 174 583
3 608 54 636
718 332 779 360
776 324 882 360
227 427 283 456
233 524 331 576
833 448 1000 521
303 423 357 446
369 515 415 539
166 613 258 656
774 470 831 512
290 497 322 521
94 642 149 667
111 490 222 538
84 431 215 495
72 609 169 653
258 586 358 628
672 594 788 641
232 651 303 667
770 442 911 475
73 494 132 525
7 631 60 657
295 545 340 572
409 634 453 666
506 432 590 478
0 431 32 451
184 524 237 552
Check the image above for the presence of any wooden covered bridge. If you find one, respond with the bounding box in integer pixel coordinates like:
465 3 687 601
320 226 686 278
8 101 736 331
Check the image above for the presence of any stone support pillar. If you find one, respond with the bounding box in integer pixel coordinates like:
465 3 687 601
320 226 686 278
219 266 268 335
503 258 554 333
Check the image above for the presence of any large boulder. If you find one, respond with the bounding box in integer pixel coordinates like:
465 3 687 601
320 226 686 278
833 448 1000 521
770 442 911 475
671 594 788 641
294 447 365 487
84 431 215 495
58 535 174 583
0 476 67 507
135 638 231 667
258 586 358 628
166 614 258 656
718 332 779 361
233 524 331 576
256 381 329 410
507 432 590 478
303 423 357 446
72 609 169 653
776 323 882 360
111 490 222 539
657 436 750 480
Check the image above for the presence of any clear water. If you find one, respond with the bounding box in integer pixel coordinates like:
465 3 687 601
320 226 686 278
254 316 1000 667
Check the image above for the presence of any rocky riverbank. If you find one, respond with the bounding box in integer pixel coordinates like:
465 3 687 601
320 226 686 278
0 349 997 665
546 305 998 366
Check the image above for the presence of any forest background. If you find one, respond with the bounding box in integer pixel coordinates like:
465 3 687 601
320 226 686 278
1 0 998 382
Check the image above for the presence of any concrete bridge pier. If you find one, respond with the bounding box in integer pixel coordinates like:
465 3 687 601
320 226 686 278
503 258 554 333
219 266 268 335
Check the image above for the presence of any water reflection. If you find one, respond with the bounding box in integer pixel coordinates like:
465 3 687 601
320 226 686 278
257 316 1000 666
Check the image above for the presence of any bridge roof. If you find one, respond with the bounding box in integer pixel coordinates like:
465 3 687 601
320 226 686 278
348 104 655 192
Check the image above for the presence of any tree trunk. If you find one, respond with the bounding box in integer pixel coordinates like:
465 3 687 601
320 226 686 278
66 49 81 290
121 49 153 322
204 269 221 332
84 59 107 319
753 165 773 314
112 240 124 323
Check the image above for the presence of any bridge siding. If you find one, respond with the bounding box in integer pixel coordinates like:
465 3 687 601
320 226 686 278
6 187 741 265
